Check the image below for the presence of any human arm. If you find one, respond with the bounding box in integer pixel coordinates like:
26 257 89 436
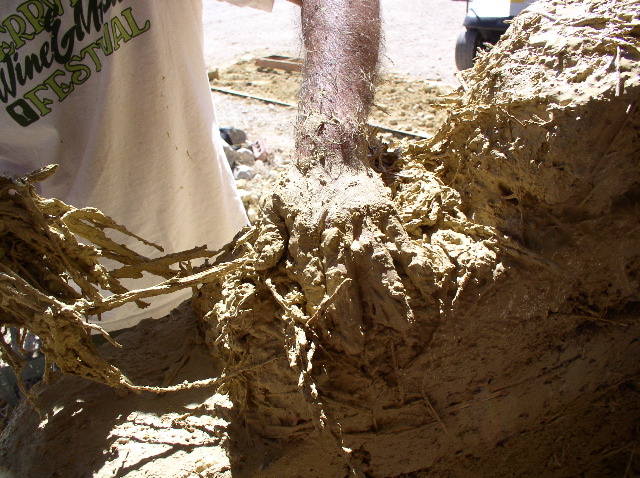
296 0 381 174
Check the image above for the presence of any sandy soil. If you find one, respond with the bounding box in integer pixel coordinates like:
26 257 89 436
212 60 454 137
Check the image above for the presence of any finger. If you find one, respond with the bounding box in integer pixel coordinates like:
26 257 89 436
317 215 365 356
253 194 287 270
383 213 453 295
350 215 413 334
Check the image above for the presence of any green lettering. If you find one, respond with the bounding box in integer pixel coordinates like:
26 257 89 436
121 8 150 37
40 40 52 68
23 83 53 116
66 56 91 85
1 14 35 50
98 22 113 56
0 42 16 63
16 0 46 36
80 42 103 72
39 0 63 16
43 69 73 101
110 16 131 51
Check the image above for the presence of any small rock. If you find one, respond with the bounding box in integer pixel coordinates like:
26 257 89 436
219 127 247 146
235 148 256 167
247 207 258 223
235 188 250 202
253 159 266 175
234 178 248 189
222 143 238 168
223 144 256 169
234 165 254 180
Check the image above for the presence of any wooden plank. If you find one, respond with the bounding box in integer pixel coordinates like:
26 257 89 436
255 55 303 72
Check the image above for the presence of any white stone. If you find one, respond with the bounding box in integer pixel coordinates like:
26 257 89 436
234 165 255 180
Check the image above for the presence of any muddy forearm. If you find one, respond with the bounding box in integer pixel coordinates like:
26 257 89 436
296 0 381 171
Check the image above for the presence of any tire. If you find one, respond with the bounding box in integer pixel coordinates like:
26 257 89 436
455 29 482 71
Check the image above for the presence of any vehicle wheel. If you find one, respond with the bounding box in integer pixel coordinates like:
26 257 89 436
455 29 482 71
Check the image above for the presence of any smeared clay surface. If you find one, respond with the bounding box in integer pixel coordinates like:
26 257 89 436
2 0 640 476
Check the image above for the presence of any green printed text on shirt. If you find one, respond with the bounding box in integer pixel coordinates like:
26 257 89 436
0 0 151 126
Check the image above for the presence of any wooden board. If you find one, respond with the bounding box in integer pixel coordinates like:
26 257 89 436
255 55 303 72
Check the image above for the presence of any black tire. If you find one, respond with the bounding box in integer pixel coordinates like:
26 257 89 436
455 29 482 71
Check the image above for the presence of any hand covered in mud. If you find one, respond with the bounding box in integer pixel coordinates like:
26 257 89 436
254 162 451 364
246 0 451 370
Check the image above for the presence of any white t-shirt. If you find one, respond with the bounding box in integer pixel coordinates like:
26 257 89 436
0 1 262 331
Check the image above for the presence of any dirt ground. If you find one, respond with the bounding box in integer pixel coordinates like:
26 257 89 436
212 60 454 136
